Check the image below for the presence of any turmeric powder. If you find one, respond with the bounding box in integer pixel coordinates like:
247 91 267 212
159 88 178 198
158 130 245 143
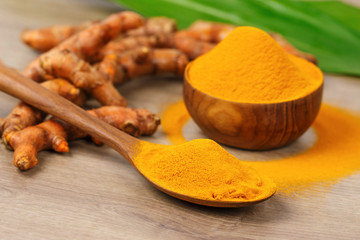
133 139 276 202
189 27 323 103
248 104 360 194
161 101 360 195
161 101 190 145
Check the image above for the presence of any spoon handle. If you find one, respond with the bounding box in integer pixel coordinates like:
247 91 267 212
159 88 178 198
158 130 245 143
0 63 138 160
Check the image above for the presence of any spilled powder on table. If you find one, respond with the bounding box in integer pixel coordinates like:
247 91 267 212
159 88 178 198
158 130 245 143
161 101 190 145
161 101 360 195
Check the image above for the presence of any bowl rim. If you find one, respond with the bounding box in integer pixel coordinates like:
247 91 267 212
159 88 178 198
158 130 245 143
184 61 324 106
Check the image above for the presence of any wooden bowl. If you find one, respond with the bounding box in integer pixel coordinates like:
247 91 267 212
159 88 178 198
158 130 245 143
183 62 323 150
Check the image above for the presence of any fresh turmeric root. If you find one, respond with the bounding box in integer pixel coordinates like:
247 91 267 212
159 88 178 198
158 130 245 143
1 79 85 148
98 47 189 84
186 20 235 43
21 21 98 52
93 34 171 62
171 31 215 60
39 49 127 106
179 20 317 63
269 32 317 65
94 30 208 63
38 47 187 105
21 17 175 53
125 17 177 37
167 21 233 59
24 11 144 82
40 79 86 106
7 106 160 170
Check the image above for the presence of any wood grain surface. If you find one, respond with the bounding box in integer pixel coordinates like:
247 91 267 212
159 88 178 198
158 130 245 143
0 0 359 239
183 63 323 150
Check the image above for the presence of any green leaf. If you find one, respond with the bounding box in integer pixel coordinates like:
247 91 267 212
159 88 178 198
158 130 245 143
113 0 360 76
307 1 360 34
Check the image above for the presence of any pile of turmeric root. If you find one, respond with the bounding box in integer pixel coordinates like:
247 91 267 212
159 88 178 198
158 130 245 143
0 11 316 171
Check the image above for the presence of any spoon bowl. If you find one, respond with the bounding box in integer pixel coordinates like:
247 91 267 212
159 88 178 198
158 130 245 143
0 63 275 207
183 62 323 150
147 179 275 207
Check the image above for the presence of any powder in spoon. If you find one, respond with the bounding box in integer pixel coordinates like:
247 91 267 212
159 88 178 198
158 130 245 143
133 139 276 202
188 26 323 103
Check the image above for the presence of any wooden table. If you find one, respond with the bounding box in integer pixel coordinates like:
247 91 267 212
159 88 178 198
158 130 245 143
1 0 359 239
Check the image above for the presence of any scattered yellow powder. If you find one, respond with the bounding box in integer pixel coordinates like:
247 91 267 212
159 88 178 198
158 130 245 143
248 104 360 194
189 26 323 103
161 101 360 195
133 139 276 202
161 101 190 145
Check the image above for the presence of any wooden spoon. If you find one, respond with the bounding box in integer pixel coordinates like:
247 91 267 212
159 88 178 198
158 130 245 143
0 64 275 207
183 62 323 150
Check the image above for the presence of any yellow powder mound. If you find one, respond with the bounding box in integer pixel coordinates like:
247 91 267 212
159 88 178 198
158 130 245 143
133 139 276 202
161 101 360 195
189 26 323 103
